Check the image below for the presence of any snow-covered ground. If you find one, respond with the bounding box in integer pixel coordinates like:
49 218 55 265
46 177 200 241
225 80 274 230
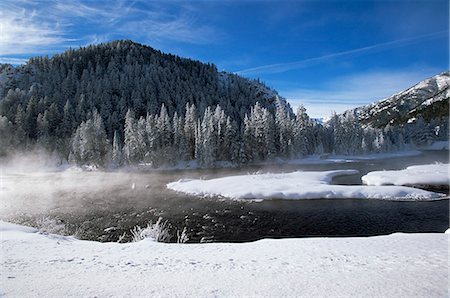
1 221 447 297
362 163 449 187
167 170 444 201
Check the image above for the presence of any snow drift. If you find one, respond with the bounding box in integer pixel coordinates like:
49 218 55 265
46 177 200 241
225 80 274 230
1 221 447 297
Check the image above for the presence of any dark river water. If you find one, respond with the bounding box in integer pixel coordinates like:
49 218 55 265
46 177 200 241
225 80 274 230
1 150 448 243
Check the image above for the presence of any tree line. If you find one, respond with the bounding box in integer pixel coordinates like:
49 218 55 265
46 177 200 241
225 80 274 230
0 95 446 167
52 99 447 167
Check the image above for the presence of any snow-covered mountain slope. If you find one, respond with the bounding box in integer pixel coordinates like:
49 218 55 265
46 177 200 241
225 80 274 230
343 72 449 128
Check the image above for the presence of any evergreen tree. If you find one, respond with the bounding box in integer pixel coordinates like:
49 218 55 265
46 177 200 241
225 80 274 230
112 130 123 167
183 103 197 160
123 109 139 164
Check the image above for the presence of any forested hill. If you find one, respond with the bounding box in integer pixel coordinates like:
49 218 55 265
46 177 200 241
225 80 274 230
0 41 447 168
0 40 290 142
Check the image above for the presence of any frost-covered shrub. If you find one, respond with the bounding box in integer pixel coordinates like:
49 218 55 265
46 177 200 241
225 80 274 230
117 232 127 243
35 217 67 235
177 227 189 243
71 225 85 239
130 217 171 243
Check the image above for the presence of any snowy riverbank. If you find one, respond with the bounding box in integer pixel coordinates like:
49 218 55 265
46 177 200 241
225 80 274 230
1 221 447 297
167 170 444 201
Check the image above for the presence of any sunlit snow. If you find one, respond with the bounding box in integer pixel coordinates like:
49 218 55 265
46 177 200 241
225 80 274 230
362 163 449 186
1 221 447 297
167 170 444 201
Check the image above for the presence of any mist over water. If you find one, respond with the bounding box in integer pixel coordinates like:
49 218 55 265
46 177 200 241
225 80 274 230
1 150 448 243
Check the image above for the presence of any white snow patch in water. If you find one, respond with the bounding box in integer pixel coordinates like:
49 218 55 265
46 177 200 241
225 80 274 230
167 170 443 201
362 163 449 187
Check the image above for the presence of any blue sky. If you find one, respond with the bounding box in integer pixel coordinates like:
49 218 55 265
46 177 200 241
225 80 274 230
0 0 448 118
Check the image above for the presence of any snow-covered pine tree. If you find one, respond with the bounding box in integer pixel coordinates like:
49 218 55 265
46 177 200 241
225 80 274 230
200 107 215 167
123 109 140 164
293 105 309 157
112 130 123 167
275 98 292 158
70 110 109 166
136 116 147 162
242 114 254 162
184 103 197 160
214 105 227 161
157 104 172 154
172 111 185 161
263 109 276 159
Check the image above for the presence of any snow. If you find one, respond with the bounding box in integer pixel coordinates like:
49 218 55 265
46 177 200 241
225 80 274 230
167 170 444 201
421 96 444 106
1 221 447 297
362 163 449 187
0 221 38 233
285 150 422 165
435 72 450 90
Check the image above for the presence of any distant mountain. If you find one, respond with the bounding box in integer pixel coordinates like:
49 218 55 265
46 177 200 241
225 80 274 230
342 72 449 128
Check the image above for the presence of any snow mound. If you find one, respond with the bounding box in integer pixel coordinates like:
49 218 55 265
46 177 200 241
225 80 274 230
362 164 449 187
167 170 443 201
0 221 38 233
1 221 447 297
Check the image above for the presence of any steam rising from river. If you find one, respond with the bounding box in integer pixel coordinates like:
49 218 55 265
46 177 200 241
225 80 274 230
0 152 167 217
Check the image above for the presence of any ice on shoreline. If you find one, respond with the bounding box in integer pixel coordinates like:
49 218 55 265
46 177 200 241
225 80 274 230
362 163 449 187
167 170 444 201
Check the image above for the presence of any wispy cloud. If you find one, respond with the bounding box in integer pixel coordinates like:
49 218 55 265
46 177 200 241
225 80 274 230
53 1 124 23
0 0 220 57
236 31 448 75
0 6 72 55
121 17 218 45
285 68 441 118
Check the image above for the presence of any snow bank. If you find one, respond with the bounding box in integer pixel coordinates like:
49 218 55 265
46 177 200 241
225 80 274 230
1 221 447 297
167 170 443 201
0 221 38 233
362 164 449 187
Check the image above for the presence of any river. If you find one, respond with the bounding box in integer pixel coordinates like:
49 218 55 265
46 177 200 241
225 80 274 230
1 150 448 243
